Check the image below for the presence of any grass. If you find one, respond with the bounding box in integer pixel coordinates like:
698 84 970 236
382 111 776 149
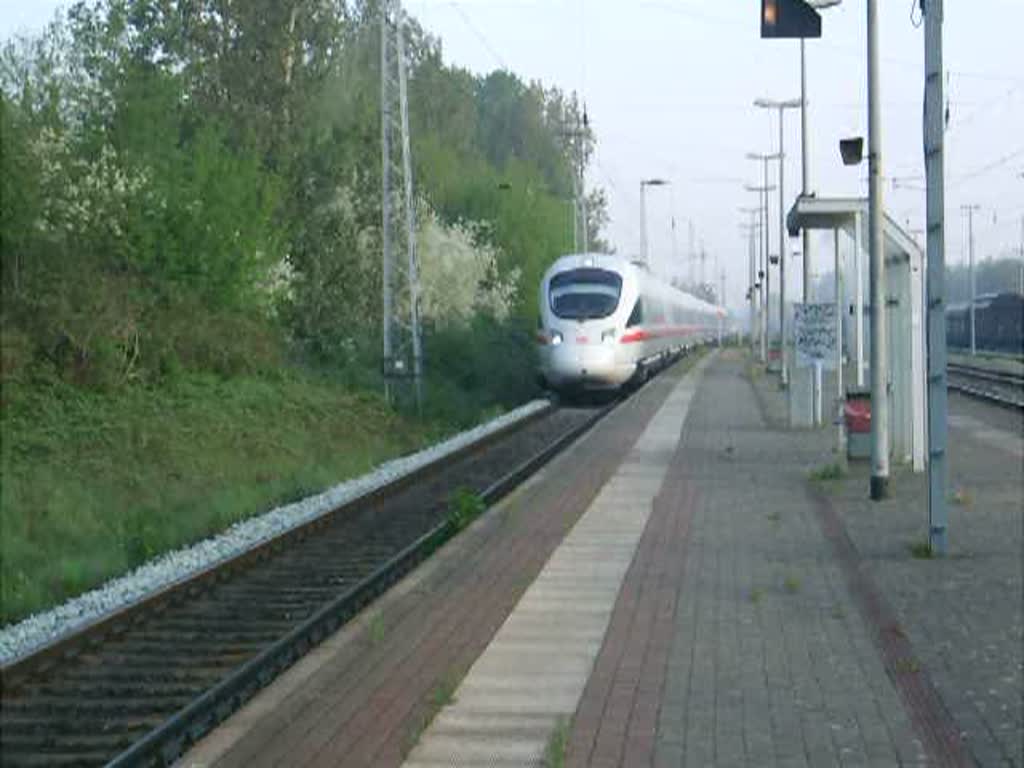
407 675 460 752
544 716 570 768
0 370 445 625
367 614 386 646
447 487 486 532
749 587 764 605
908 539 935 559
809 463 843 482
893 657 921 674
951 487 973 508
783 575 802 594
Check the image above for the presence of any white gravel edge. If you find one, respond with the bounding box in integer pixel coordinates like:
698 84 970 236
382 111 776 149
0 399 551 665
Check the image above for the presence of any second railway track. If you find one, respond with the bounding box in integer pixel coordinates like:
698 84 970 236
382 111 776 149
947 363 1024 410
0 395 622 768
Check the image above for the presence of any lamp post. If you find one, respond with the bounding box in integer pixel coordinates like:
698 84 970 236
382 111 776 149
739 207 761 349
866 0 889 500
747 153 781 366
640 178 670 266
800 0 842 302
754 98 801 388
746 180 777 362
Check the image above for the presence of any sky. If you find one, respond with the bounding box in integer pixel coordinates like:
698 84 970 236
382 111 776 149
3 0 1023 309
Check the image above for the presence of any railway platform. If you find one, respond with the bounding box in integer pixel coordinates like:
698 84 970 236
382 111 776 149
180 351 1022 768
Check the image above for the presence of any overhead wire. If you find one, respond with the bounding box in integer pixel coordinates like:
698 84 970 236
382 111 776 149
446 1 507 70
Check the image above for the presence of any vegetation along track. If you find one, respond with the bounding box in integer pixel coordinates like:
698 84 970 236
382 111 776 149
0 400 616 767
947 363 1024 410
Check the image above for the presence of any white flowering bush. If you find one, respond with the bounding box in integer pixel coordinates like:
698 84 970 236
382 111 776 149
417 209 519 326
31 128 152 252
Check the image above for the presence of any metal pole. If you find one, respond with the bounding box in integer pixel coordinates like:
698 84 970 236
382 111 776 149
750 223 756 347
801 38 812 303
867 0 890 500
965 205 978 355
835 227 845 454
763 158 771 363
380 2 393 403
396 7 423 410
924 0 948 553
579 149 589 254
1019 214 1024 293
640 183 649 263
572 201 578 252
778 109 788 387
854 211 865 386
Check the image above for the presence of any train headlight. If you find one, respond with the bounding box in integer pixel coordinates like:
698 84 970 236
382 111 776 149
550 330 564 346
601 328 616 343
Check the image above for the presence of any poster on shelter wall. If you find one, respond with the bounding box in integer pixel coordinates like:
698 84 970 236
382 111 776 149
794 303 837 369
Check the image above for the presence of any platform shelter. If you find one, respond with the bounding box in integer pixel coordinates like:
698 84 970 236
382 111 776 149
787 195 926 471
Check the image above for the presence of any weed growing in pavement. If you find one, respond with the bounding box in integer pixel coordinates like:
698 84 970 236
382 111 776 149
809 463 843 482
766 511 781 524
909 539 934 559
431 676 458 709
749 588 764 604
368 614 386 646
783 575 802 594
894 657 921 674
831 605 846 620
544 716 570 768
447 487 486 532
407 675 461 753
951 487 973 507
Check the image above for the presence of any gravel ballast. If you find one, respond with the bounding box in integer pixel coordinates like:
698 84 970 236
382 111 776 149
0 399 549 665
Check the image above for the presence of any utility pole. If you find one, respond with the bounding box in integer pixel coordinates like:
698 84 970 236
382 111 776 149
867 0 889 500
1019 214 1024 293
755 99 801 388
688 220 696 286
962 204 981 355
924 0 949 553
740 207 760 350
801 38 812 302
746 181 777 363
380 0 423 410
561 117 591 254
640 178 670 265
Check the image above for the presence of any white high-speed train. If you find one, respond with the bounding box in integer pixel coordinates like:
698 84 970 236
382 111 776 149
536 253 723 392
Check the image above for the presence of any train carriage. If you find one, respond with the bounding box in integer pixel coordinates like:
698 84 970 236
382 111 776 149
536 253 723 393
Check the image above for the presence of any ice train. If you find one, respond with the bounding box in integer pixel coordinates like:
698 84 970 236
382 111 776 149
536 253 723 393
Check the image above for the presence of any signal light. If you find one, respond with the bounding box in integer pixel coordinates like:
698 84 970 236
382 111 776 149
761 0 822 39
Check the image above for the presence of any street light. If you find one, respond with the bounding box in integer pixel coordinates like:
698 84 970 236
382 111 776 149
800 0 843 302
745 178 778 362
739 206 762 348
755 98 801 388
640 178 670 265
747 154 781 365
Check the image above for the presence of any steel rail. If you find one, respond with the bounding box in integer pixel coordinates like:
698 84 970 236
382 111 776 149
0 403 554 690
105 402 612 767
946 364 1024 410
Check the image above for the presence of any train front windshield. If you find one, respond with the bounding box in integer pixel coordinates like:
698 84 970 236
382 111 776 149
549 269 623 320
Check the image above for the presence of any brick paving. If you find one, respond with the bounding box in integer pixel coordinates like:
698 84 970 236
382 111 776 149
569 352 930 767
178 356 695 768
822 392 1023 767
403 355 708 768
182 351 1021 768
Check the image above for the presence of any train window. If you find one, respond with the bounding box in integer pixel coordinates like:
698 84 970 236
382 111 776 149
549 268 623 320
627 298 644 327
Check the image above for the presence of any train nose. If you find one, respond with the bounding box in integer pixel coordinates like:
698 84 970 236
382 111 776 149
546 339 617 385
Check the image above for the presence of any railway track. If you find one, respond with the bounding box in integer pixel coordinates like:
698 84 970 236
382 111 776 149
0 395 623 767
947 363 1024 410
